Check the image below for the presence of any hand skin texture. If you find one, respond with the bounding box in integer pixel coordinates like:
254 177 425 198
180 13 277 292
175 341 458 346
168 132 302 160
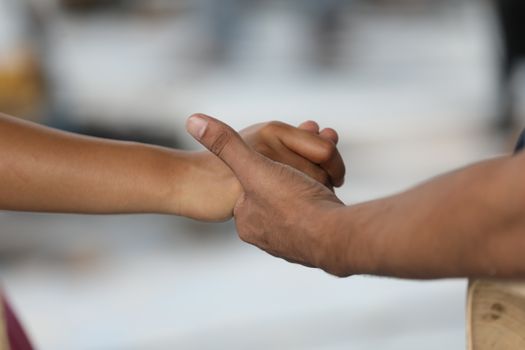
187 114 525 279
0 112 344 222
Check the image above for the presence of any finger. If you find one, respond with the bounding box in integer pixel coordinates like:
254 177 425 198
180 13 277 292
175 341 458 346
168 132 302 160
320 146 346 187
276 126 345 186
298 120 320 133
186 113 266 186
318 128 344 186
271 145 331 187
319 127 339 145
277 125 337 165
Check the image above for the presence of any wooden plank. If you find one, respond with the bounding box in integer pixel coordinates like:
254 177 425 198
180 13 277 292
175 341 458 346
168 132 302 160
467 279 525 350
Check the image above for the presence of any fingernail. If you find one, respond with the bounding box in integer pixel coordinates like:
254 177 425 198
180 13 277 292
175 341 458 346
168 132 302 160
187 115 208 140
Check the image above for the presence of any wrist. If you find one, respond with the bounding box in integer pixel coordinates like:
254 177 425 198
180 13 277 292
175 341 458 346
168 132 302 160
136 144 191 215
165 151 242 220
319 204 381 277
99 142 189 215
315 205 353 277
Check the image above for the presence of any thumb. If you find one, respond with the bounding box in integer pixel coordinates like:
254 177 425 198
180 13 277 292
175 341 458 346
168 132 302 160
186 114 265 185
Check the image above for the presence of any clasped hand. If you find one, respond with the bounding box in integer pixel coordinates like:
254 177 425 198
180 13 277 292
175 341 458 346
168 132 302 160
186 114 348 276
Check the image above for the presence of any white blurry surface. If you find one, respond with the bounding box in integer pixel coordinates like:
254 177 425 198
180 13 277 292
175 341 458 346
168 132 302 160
1 214 467 350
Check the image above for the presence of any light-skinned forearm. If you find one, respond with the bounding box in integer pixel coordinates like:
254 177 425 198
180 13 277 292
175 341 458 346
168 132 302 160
0 114 346 221
0 114 198 214
336 153 525 279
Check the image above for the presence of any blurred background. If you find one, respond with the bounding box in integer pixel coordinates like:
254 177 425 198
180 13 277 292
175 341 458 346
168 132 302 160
0 0 524 349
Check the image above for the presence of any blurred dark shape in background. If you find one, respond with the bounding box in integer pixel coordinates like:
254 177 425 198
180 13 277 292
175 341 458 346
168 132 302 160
59 0 122 12
303 0 346 68
196 0 348 68
59 0 188 15
492 0 525 131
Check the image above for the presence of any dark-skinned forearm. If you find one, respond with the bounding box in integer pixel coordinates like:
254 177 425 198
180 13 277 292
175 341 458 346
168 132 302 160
336 154 525 279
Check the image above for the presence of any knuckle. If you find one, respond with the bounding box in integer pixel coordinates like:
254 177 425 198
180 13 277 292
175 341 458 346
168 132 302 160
267 120 285 129
210 130 234 157
260 121 286 138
